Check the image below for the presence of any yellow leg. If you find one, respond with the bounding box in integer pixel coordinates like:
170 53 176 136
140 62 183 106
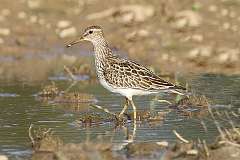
132 117 136 140
119 98 137 143
124 121 136 143
119 97 129 117
129 99 137 122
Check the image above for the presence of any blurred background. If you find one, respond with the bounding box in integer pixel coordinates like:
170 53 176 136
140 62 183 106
0 0 240 82
0 1 240 160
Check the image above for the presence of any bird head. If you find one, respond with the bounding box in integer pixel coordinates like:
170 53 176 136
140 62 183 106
66 25 104 47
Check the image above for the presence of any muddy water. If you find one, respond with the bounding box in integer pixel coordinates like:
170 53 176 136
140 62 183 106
0 74 239 159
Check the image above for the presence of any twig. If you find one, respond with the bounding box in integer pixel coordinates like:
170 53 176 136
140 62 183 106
215 110 221 117
215 120 225 139
90 104 116 116
28 124 35 146
233 128 240 136
208 106 225 139
218 140 240 148
64 81 78 93
173 130 189 143
42 128 52 137
64 65 76 81
186 149 198 155
156 141 169 147
157 99 172 104
201 120 208 133
207 106 215 119
224 128 233 141
224 111 240 136
231 111 239 118
203 140 210 157
197 138 201 145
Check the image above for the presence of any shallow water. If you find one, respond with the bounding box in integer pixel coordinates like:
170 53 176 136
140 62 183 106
0 74 239 159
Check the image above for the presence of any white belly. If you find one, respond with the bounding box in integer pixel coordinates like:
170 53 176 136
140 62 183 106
99 78 154 100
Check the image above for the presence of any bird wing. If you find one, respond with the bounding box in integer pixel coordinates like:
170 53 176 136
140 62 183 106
103 56 185 91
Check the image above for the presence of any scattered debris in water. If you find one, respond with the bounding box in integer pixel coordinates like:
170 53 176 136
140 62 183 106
37 82 96 108
29 124 121 160
75 109 168 127
38 82 60 98
28 124 62 151
30 114 240 160
177 95 210 107
130 110 168 125
171 95 210 117
76 113 117 127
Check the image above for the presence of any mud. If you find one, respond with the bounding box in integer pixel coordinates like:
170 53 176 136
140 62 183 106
30 123 240 160
1 0 240 82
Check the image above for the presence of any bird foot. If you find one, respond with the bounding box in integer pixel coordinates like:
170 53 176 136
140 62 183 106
113 114 127 126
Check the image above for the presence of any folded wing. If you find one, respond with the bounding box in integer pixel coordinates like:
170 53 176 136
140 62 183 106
103 57 186 92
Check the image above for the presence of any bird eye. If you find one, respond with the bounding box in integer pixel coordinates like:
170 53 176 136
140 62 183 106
89 30 93 34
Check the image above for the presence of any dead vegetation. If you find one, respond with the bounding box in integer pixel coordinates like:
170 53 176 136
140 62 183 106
36 81 211 123
75 110 167 128
37 81 96 105
30 110 240 160
171 95 210 117
176 95 210 108
33 83 239 160
29 124 121 160
38 82 60 98
29 124 63 151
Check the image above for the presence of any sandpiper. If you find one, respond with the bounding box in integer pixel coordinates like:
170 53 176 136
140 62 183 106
66 25 186 120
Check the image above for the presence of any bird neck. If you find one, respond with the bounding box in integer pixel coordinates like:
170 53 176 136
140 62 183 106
92 38 113 61
92 38 112 78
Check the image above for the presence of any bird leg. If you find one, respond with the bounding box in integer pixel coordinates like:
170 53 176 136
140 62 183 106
119 98 137 125
122 122 136 143
119 97 129 117
129 100 137 122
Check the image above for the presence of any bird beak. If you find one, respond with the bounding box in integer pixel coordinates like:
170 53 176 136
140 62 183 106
66 36 84 48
